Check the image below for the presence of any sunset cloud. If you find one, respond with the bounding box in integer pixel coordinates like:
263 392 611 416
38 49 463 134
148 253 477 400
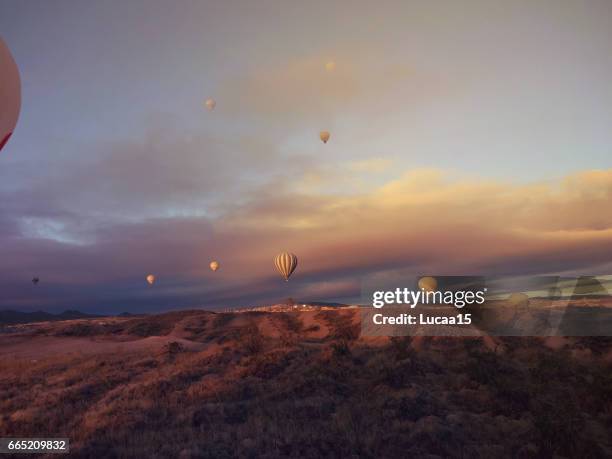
1 166 611 313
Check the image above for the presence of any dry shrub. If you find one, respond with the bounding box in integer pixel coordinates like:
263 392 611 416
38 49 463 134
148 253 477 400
212 313 234 329
316 311 360 341
273 313 303 334
1 310 611 458
240 325 264 356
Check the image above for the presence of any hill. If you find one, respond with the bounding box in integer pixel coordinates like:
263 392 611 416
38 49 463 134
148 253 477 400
0 309 102 325
0 308 610 458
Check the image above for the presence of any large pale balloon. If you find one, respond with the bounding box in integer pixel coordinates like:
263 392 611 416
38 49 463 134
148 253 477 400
0 37 21 153
205 98 216 111
210 260 219 272
319 131 330 144
418 276 438 292
274 252 298 281
146 274 156 285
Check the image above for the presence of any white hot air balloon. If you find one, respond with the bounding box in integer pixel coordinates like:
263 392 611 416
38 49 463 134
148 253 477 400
146 274 156 285
210 260 219 272
0 37 21 153
274 252 298 281
205 98 216 111
319 131 330 144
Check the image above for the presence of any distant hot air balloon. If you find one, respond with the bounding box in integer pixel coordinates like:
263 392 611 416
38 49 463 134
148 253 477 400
0 37 21 153
325 61 336 72
319 131 330 144
418 276 438 292
205 98 216 111
274 252 298 281
146 274 156 285
32 277 39 285
210 260 219 272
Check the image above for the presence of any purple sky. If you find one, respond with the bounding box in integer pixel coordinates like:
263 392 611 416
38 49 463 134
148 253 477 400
1 1 612 313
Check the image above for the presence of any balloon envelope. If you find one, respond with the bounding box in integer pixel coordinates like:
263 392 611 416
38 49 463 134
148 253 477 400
146 274 156 285
418 276 438 292
325 61 336 71
210 260 219 272
274 252 298 281
0 37 21 153
205 98 216 111
319 131 330 144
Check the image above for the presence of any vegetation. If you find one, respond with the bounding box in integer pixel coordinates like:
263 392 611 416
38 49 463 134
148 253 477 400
0 310 610 458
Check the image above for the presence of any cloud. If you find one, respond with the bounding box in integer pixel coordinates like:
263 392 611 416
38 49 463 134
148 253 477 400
217 56 360 127
214 54 433 133
349 157 393 173
2 126 316 231
1 165 611 313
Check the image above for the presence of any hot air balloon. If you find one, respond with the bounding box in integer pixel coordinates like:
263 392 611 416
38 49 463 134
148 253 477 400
418 276 437 292
0 37 21 153
146 274 156 285
325 61 336 72
205 98 216 111
274 252 298 281
32 277 39 285
319 131 330 144
210 260 219 272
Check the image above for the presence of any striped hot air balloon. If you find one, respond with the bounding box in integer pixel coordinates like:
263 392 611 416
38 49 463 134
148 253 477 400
274 252 298 281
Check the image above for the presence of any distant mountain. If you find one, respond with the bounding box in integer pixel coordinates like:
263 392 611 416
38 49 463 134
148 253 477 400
0 310 103 325
117 312 149 317
307 301 351 308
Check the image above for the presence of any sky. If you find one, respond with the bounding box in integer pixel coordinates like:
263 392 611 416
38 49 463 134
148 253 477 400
1 0 612 313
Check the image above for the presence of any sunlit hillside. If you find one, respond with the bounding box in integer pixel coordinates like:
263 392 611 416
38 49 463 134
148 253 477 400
1 309 611 458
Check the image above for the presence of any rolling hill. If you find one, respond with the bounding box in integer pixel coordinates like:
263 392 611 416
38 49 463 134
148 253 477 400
0 308 610 457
